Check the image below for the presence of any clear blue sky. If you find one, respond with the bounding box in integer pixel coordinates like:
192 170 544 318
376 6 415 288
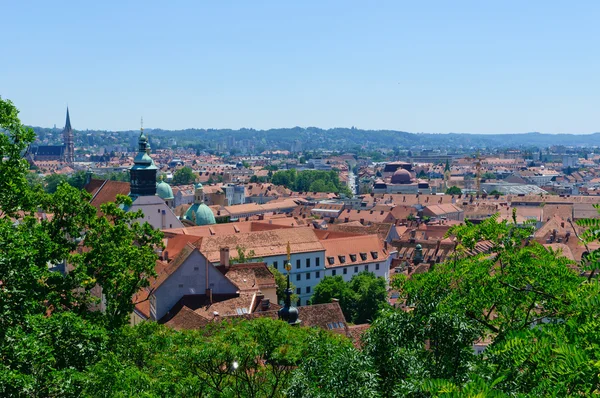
1 1 598 134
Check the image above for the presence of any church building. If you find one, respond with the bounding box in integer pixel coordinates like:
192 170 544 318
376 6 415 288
32 107 75 163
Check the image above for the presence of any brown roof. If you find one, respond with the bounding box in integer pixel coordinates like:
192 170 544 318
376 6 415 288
327 222 393 242
347 324 370 349
221 262 277 292
84 179 131 215
162 220 294 238
196 227 325 263
319 234 389 268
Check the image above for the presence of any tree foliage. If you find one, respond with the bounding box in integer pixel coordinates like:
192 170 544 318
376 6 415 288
172 166 196 185
271 169 352 197
268 266 298 304
445 185 462 195
310 272 388 324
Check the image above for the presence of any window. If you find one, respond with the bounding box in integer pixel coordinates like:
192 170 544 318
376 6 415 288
296 274 301 281
296 259 301 269
371 251 379 260
332 270 337 276
343 268 347 275
273 261 278 269
306 258 311 267
178 284 184 288
306 286 311 293
360 252 368 261
376 263 380 270
296 287 301 295
354 266 358 273
364 265 368 272
350 254 357 262
316 271 320 278
194 267 199 271
327 257 335 265
316 257 320 267
338 255 346 264
306 272 311 280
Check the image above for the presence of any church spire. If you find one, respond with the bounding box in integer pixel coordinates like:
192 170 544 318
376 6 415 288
62 106 74 164
65 107 72 132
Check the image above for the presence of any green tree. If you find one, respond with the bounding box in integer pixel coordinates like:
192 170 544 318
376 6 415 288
67 170 88 189
445 185 462 195
172 166 196 185
268 266 298 304
44 173 68 193
26 172 44 191
311 272 387 324
349 271 389 324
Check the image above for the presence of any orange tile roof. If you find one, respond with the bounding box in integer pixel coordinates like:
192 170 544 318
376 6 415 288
320 234 389 268
84 179 131 215
196 228 325 263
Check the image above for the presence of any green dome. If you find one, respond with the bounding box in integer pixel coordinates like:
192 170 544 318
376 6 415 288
156 180 174 200
185 203 216 226
195 182 203 189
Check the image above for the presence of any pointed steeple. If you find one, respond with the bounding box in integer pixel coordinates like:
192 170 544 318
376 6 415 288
65 107 72 132
62 107 74 164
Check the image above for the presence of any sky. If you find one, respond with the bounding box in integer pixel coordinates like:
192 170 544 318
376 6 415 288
1 1 599 134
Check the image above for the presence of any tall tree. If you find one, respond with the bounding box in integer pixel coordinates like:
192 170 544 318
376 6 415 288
172 166 196 185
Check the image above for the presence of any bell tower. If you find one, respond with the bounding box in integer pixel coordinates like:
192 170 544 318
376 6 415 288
130 119 158 197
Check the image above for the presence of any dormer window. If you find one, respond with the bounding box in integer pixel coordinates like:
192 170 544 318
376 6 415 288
360 252 368 261
349 254 357 262
327 256 335 265
338 255 346 264
371 251 379 260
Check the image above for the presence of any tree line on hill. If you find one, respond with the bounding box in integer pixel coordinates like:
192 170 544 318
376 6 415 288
4 97 600 396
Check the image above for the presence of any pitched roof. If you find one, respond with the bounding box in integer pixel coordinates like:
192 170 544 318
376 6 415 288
196 227 325 263
84 179 131 215
319 234 390 268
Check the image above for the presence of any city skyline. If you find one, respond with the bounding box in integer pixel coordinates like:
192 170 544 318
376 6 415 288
2 1 599 134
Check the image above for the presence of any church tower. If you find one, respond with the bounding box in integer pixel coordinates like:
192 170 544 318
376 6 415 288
62 107 74 164
130 123 158 197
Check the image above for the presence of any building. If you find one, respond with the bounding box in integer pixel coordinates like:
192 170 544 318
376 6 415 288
32 108 74 163
223 183 246 205
374 163 433 194
126 131 184 229
184 183 217 226
165 226 396 306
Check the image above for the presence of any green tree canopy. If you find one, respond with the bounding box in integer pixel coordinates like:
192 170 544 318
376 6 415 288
310 272 388 324
445 185 462 195
172 166 196 185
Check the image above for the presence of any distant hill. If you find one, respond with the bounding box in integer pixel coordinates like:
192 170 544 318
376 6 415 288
31 125 600 151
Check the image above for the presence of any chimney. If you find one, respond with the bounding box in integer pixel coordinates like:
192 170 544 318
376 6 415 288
360 218 365 225
206 288 213 304
261 298 270 311
331 298 339 303
220 247 230 269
